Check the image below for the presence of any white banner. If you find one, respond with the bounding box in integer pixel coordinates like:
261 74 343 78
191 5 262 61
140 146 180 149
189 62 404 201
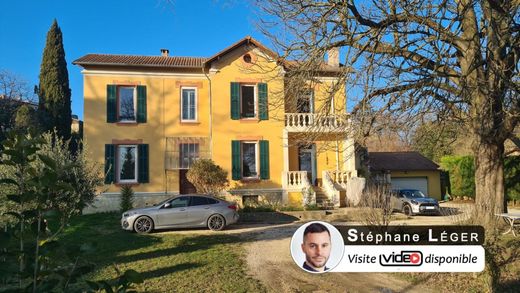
331 245 485 272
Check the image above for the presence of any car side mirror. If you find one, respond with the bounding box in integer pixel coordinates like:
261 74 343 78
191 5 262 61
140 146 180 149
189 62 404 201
163 203 171 209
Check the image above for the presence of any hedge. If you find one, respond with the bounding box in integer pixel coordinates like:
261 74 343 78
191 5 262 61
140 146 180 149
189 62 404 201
440 155 520 201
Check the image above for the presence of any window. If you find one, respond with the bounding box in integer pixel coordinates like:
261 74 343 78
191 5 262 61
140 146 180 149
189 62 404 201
181 87 197 121
179 143 199 169
297 90 314 113
243 54 252 63
118 87 136 121
169 196 189 208
242 142 258 178
240 85 256 118
118 145 137 183
190 196 209 206
231 140 269 180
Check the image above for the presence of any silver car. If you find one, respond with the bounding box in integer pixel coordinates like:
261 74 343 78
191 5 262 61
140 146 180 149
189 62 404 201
121 195 239 233
390 189 440 216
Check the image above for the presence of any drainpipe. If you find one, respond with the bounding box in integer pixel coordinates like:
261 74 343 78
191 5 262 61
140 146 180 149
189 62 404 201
203 66 213 158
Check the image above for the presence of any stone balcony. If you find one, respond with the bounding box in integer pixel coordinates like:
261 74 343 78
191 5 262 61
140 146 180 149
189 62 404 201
284 113 350 132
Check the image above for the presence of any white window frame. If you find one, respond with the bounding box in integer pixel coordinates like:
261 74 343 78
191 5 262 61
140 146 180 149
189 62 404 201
181 87 198 122
117 144 138 183
240 84 257 119
117 86 137 122
241 141 259 179
179 143 200 169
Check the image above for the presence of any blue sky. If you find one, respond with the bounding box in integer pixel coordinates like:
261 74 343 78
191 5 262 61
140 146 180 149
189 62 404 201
0 0 268 120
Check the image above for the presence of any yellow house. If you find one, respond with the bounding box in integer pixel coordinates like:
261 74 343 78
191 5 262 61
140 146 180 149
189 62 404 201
73 37 359 212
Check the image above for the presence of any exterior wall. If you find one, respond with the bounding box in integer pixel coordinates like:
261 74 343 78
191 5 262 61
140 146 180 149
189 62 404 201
391 171 442 200
210 47 285 192
288 191 303 206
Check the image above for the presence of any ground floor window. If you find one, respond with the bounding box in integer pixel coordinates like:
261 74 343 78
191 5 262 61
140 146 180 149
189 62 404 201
242 142 258 178
179 143 199 169
118 145 137 183
242 195 259 206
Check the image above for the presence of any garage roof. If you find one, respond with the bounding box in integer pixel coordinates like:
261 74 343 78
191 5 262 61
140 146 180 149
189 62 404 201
369 152 439 171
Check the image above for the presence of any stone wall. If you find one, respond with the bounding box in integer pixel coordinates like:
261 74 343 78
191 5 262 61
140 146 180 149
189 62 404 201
83 192 177 214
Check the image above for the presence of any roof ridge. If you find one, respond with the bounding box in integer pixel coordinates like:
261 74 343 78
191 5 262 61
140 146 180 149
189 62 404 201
82 53 208 59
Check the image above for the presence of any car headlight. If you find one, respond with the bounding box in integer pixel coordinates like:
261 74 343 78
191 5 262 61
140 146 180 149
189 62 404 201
123 211 136 218
411 200 419 205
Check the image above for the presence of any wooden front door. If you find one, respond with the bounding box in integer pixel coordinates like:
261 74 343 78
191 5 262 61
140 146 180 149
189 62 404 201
179 169 197 194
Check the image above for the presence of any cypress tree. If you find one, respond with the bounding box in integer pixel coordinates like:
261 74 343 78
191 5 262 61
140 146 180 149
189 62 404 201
38 19 72 140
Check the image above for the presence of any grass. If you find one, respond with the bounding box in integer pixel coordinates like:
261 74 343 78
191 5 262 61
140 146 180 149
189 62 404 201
58 213 266 292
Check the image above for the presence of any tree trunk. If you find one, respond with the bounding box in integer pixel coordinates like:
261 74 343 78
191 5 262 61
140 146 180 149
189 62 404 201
474 137 506 227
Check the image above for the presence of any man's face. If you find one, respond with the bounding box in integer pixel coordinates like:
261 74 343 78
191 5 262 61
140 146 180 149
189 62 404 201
301 231 331 270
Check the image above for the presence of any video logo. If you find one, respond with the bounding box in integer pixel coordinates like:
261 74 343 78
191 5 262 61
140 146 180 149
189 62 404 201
379 251 423 266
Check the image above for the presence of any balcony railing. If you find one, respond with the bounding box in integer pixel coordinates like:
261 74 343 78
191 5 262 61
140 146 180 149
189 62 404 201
285 113 349 132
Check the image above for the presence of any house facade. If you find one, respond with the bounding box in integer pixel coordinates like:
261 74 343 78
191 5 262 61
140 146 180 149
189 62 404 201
74 37 359 212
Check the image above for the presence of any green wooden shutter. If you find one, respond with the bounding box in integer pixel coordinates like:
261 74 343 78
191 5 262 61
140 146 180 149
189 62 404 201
138 144 149 183
107 85 117 123
137 85 147 123
258 83 268 120
230 82 240 120
231 140 241 180
104 144 115 184
259 140 270 179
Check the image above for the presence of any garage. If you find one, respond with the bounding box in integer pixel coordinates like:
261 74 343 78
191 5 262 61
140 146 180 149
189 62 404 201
391 177 428 195
368 152 442 199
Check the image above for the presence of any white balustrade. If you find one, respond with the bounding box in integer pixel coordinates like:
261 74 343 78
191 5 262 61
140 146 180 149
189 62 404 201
330 170 351 186
322 170 341 207
285 113 349 132
282 171 310 189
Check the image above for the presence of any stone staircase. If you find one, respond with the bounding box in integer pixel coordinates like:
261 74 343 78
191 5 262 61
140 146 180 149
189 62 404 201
313 186 334 208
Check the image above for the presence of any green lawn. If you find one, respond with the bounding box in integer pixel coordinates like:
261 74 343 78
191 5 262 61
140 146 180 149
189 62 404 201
59 213 266 292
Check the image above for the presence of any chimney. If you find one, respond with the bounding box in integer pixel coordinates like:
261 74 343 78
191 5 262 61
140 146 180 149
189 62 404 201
160 49 169 57
327 47 339 67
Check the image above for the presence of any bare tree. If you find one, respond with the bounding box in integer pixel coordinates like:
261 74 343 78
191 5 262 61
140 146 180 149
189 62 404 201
256 0 520 224
0 69 35 102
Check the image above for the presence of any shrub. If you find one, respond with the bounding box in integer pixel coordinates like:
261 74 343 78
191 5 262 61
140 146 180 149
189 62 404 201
441 155 520 201
186 159 228 196
440 155 475 198
120 185 134 212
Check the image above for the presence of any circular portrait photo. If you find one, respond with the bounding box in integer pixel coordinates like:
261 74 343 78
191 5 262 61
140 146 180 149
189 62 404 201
290 221 345 273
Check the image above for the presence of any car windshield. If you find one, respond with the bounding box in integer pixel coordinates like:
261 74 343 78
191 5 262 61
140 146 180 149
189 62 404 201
401 190 426 198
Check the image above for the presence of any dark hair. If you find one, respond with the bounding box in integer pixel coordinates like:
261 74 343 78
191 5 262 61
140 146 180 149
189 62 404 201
303 223 330 238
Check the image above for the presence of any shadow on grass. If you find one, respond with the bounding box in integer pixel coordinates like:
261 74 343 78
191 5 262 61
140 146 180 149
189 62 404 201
113 234 243 264
500 279 520 293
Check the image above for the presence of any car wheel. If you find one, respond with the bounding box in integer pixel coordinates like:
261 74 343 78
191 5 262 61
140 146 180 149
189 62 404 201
134 216 154 233
403 204 413 216
207 214 226 231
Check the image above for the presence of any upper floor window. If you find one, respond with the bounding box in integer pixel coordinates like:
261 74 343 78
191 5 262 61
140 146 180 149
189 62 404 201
181 87 197 122
107 84 147 123
118 87 136 122
230 82 268 120
240 85 256 118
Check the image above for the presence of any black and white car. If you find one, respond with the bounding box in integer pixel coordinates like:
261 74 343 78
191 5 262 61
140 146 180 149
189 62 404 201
390 189 440 216
121 194 239 233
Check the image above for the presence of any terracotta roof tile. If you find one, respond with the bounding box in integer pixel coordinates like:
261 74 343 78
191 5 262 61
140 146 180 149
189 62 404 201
369 152 440 171
73 54 207 68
